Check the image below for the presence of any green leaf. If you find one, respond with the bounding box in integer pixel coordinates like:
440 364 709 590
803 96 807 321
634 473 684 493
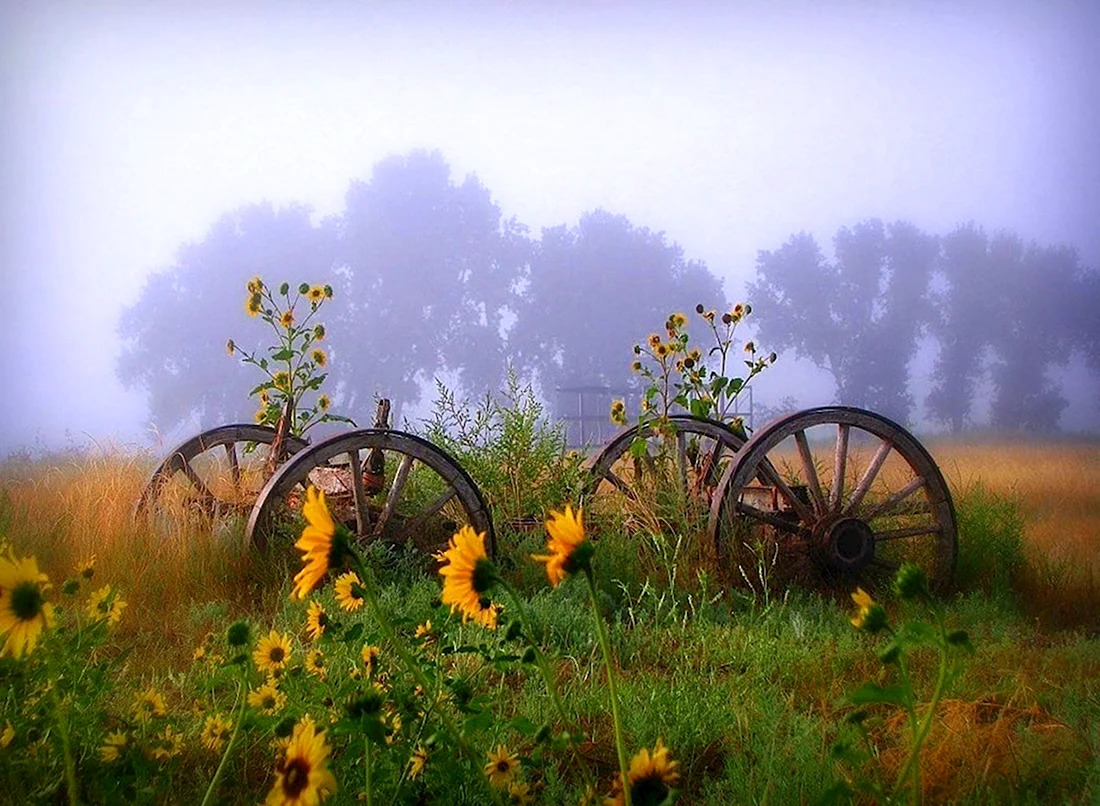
846 682 911 708
629 437 648 459
341 623 364 644
271 348 295 361
897 621 939 647
507 716 540 736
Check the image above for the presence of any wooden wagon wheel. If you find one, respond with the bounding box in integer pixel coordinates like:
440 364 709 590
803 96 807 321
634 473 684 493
246 429 496 558
708 406 957 592
587 414 748 536
136 424 308 522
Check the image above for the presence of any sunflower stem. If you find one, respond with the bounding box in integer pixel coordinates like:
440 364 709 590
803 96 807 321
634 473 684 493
363 735 374 806
584 568 632 806
347 553 505 806
46 653 80 806
200 679 245 806
497 579 597 792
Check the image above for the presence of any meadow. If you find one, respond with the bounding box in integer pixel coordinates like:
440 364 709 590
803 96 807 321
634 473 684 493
1 425 1098 804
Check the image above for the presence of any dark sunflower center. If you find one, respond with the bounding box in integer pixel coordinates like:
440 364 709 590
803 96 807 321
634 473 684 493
269 647 285 663
263 696 276 709
317 613 329 627
282 758 311 797
632 775 669 806
11 583 44 621
472 558 496 594
496 760 511 773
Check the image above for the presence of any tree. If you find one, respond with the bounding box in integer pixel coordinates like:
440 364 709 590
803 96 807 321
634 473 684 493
748 219 937 424
925 223 996 433
117 202 339 432
332 150 530 423
509 209 726 398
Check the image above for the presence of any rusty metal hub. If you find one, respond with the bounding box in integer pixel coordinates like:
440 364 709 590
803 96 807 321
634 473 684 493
814 515 875 574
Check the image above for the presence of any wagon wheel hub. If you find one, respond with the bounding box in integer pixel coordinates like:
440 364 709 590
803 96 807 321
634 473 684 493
814 515 875 575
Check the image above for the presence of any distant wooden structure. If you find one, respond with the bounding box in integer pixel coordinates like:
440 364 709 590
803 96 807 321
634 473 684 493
555 383 755 450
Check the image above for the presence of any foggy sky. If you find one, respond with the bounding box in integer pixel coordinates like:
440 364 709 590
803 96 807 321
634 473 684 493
2 0 1098 454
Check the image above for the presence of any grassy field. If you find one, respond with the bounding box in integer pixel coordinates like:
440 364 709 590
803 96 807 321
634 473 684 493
0 434 1097 804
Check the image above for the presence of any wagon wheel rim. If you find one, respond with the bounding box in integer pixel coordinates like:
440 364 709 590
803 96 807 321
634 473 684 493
709 406 957 592
247 428 495 559
587 415 748 536
135 424 308 526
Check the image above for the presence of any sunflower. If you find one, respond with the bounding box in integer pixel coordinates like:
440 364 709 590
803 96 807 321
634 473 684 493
280 310 295 329
134 687 167 722
361 644 380 677
292 487 348 601
249 681 288 716
201 714 233 752
849 588 887 632
646 333 661 350
317 394 331 413
254 630 293 674
484 744 521 788
247 276 263 294
532 505 593 587
0 553 55 659
226 339 236 356
149 726 183 760
265 715 337 806
333 572 364 612
273 371 291 392
414 621 432 640
311 349 327 367
606 739 680 806
305 649 327 680
76 555 96 580
99 731 127 762
2 722 15 749
609 399 627 427
86 584 127 625
437 526 499 629
508 780 534 805
305 600 328 642
313 324 326 341
409 745 428 779
307 285 325 303
247 292 263 317
669 312 687 329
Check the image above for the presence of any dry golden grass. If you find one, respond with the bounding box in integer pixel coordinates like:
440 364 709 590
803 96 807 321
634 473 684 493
0 448 291 670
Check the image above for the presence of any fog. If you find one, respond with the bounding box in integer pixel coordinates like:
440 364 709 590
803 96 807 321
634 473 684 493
2 0 1098 456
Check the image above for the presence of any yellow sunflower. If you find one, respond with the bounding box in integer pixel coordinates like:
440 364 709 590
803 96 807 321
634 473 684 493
669 312 687 329
280 310 295 329
0 553 55 659
249 681 288 716
317 394 331 413
86 584 127 625
247 292 263 317
313 324 326 341
333 571 364 612
437 525 499 629
414 620 432 640
311 349 327 367
409 745 428 779
201 714 233 752
849 587 887 632
149 726 183 760
484 744 521 788
307 285 325 303
609 399 627 427
361 644 380 677
273 371 291 392
76 555 96 580
265 715 337 806
133 687 167 722
2 722 15 749
99 731 127 762
254 630 293 674
606 739 680 806
305 600 328 642
532 505 592 587
292 486 346 601
508 780 534 805
305 649 327 680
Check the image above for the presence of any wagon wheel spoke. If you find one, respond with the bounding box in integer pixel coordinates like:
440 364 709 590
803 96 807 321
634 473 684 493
602 467 640 502
755 459 815 524
397 487 459 541
735 501 809 537
179 457 219 511
844 438 893 516
372 454 415 538
347 450 372 537
794 429 826 515
224 442 242 496
862 477 926 522
829 423 850 512
874 524 942 542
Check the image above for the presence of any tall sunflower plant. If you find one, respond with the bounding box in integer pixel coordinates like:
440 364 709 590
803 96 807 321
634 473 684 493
229 277 356 444
611 302 777 458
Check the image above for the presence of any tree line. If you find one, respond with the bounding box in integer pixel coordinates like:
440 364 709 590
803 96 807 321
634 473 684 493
118 149 1099 434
